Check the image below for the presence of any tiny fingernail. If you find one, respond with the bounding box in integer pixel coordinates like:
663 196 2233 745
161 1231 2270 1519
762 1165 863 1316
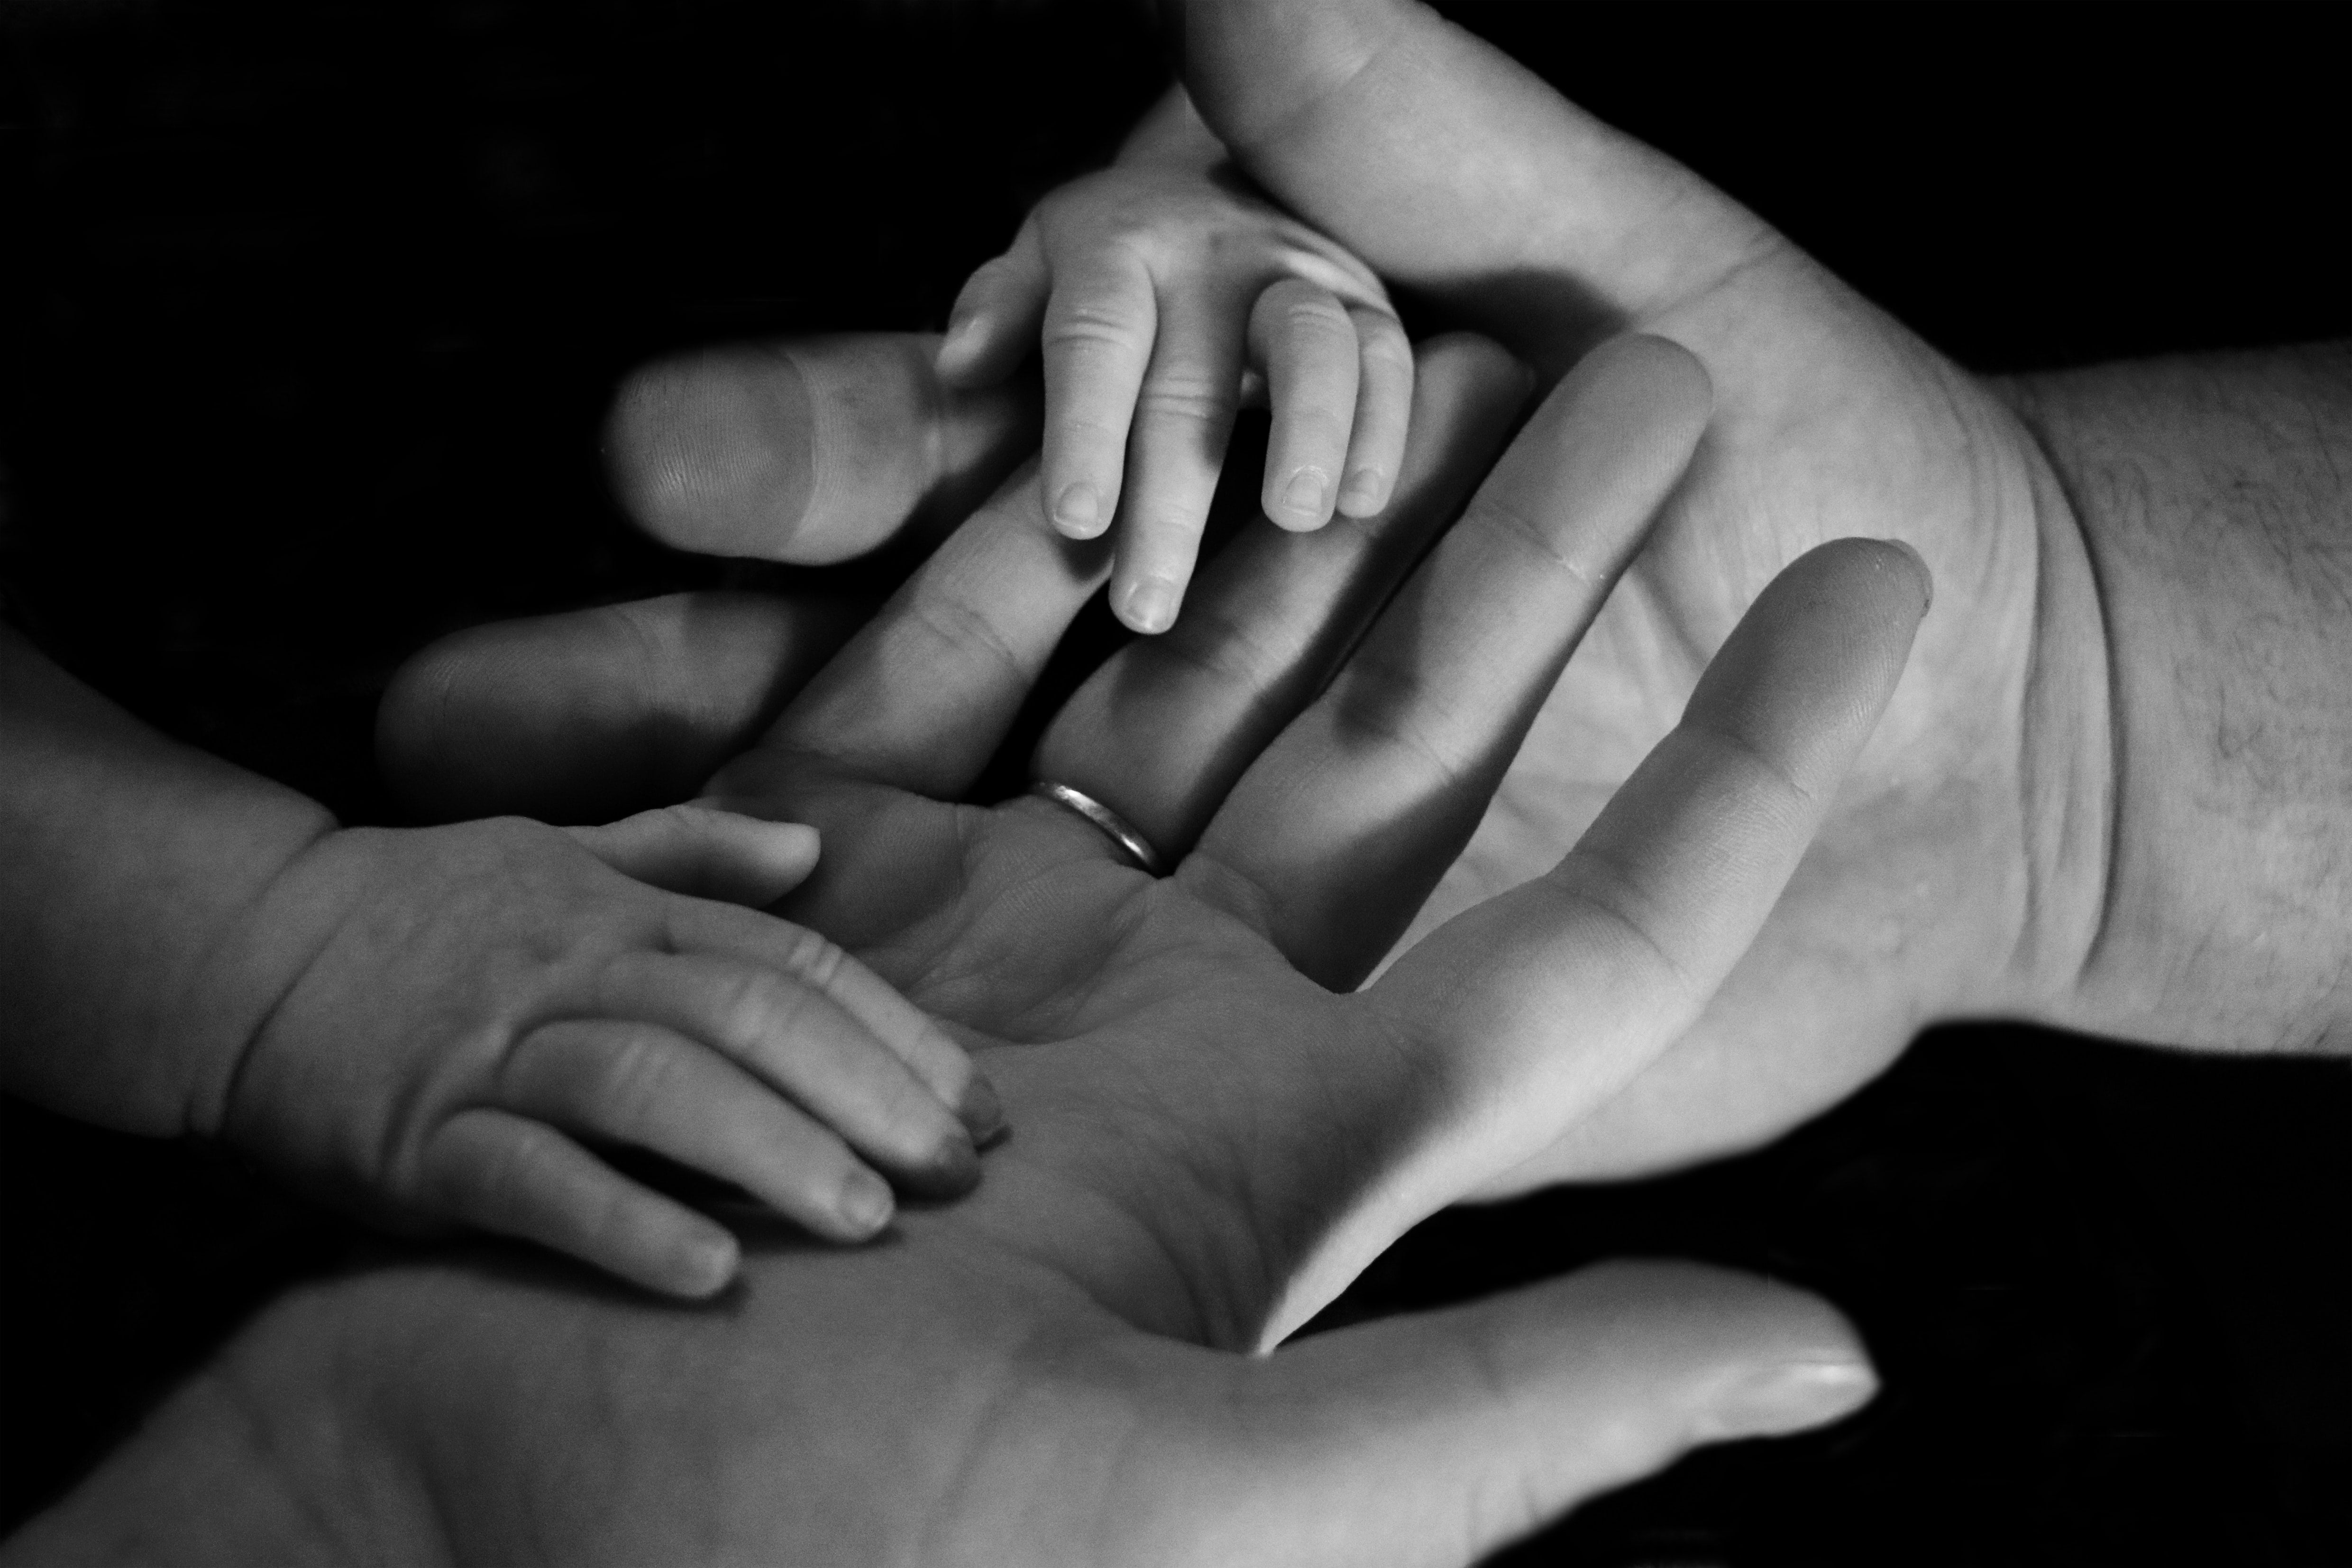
1053 483 1103 536
839 1168 895 1237
1121 577 1178 634
1338 468 1384 514
959 1075 1008 1147
682 1231 739 1295
1281 467 1330 519
1702 1357 1877 1440
931 1130 982 1192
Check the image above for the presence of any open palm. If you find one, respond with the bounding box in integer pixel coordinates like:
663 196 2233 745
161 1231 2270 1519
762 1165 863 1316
263 335 1929 1568
1179 0 2105 1184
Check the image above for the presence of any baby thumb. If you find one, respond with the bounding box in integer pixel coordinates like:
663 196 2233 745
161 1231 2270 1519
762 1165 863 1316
566 802 819 908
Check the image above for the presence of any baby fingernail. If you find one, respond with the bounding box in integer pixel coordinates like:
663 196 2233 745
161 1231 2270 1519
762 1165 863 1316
839 1168 895 1236
959 1076 1008 1146
683 1231 739 1294
1053 483 1102 536
1701 1357 1877 1440
1281 467 1330 518
1339 468 1384 513
1121 578 1178 634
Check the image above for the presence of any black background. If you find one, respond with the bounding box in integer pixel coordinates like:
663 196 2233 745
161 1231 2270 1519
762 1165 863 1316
3 3 2348 1562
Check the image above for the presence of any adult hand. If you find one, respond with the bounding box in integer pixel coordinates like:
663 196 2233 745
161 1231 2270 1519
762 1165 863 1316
33 334 1930 1566
1174 0 2119 1183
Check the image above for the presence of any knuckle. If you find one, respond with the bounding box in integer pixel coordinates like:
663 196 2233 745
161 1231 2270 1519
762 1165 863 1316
1043 301 1144 351
598 1031 680 1114
1134 372 1234 428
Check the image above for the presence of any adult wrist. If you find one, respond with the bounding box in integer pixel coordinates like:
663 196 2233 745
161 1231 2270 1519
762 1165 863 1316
1991 346 2352 1053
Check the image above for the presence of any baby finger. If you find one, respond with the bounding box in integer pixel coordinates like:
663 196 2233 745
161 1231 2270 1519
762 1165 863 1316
497 1017 900 1244
668 899 1003 1144
1250 277 1361 532
593 949 983 1196
1337 306 1414 517
420 1105 744 1298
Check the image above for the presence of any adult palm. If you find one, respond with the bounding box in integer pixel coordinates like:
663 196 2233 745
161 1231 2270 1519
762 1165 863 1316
1177 0 2110 1185
55 336 1931 1568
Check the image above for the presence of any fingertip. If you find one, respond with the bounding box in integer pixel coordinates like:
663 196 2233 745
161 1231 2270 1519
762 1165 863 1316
935 311 993 387
1875 536 1935 614
1581 332 1714 454
836 1165 897 1239
1264 464 1335 531
668 1225 742 1299
958 1073 1008 1148
1335 466 1390 517
1115 574 1182 635
1695 1355 1878 1442
1050 480 1108 539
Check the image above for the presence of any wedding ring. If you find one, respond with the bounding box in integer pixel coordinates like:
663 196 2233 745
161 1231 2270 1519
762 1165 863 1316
1027 781 1167 877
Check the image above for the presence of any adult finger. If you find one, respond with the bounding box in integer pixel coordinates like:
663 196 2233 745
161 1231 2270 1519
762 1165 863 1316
1183 333 1711 986
1193 536 1933 1340
1336 305 1413 516
607 331 1039 563
566 805 820 908
1180 0 1774 344
936 218 1051 389
731 459 1110 806
378 591 863 825
420 1107 741 1298
589 949 981 1196
1030 332 1528 862
1251 277 1361 531
1110 279 1247 633
1040 248 1158 540
1143 1261 1875 1565
498 1019 898 1244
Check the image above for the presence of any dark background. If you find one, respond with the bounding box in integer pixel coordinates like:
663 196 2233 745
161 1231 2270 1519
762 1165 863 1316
3 2 2347 1562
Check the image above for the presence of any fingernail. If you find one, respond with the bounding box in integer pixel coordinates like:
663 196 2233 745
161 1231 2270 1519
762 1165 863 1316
1281 467 1330 519
1053 483 1103 537
959 1075 1008 1147
1121 577 1178 634
931 1130 982 1192
1700 1357 1877 1440
1337 468 1384 515
839 1168 895 1237
680 1230 739 1296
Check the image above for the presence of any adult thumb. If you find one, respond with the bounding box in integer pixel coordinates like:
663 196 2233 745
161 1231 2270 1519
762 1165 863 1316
1174 0 1771 347
1164 1260 1874 1566
604 331 1038 563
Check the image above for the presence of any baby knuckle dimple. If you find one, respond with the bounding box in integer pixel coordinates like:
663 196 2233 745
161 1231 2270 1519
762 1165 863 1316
1043 303 1145 351
769 925 850 991
1134 374 1233 428
598 1031 682 1115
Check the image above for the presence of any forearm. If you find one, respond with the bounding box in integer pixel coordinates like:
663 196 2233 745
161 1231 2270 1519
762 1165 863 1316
2003 342 2352 1053
0 625 335 1134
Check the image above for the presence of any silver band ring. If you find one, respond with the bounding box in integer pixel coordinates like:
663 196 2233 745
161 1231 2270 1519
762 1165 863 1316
1028 781 1167 877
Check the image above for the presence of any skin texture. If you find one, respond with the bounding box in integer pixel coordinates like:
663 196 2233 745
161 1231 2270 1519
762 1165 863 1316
0 624 999 1297
10 334 1928 1566
937 90 1414 634
1171 0 2352 1203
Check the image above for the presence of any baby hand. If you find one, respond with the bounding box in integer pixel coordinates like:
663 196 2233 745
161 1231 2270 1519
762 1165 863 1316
208 804 999 1297
935 162 1411 633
